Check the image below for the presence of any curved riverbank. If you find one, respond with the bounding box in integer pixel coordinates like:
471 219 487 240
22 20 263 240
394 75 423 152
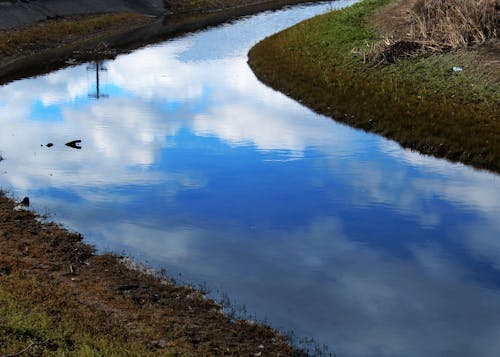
0 193 303 355
248 0 499 173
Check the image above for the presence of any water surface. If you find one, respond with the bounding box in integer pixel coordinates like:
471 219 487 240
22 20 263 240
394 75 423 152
1 2 500 356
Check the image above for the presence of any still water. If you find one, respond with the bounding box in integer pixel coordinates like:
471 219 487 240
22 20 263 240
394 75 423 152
1 2 500 355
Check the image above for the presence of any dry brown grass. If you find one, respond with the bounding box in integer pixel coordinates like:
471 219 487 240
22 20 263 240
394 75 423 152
368 0 499 63
409 0 498 48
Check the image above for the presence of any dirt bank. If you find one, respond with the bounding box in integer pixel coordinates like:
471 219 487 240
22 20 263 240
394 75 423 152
0 0 321 85
0 193 304 355
248 0 499 173
0 0 165 30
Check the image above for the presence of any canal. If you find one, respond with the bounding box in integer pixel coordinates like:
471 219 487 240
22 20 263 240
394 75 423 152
1 2 499 355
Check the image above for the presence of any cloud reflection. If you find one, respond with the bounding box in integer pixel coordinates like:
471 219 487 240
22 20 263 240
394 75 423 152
73 216 500 357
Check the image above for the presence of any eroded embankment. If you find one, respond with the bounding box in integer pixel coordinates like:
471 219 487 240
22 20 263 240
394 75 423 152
0 0 165 30
248 0 499 173
0 194 303 355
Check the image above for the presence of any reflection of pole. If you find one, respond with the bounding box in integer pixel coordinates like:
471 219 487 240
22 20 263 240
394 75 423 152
88 61 108 99
96 61 100 98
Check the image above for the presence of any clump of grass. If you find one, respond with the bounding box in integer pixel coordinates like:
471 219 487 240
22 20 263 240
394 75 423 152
409 0 498 48
369 0 499 63
0 289 136 356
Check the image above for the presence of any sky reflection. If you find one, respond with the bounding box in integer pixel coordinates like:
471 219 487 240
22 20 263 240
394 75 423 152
0 2 499 356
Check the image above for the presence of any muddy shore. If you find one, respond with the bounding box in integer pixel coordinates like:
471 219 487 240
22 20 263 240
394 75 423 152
0 194 304 355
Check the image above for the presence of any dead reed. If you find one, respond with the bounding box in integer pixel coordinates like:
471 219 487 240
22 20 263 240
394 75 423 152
409 0 498 48
368 0 499 63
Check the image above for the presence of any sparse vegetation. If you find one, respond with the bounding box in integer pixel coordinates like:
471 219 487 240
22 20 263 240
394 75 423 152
249 0 499 172
0 289 149 356
0 13 153 58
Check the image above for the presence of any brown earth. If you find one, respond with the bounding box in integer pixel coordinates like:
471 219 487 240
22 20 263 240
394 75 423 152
0 193 304 355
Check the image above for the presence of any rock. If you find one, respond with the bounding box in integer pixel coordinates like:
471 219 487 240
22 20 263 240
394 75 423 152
118 283 140 291
65 140 82 149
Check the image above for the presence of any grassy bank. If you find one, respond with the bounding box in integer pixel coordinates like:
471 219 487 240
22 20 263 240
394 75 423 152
248 0 499 172
0 194 301 356
0 289 153 356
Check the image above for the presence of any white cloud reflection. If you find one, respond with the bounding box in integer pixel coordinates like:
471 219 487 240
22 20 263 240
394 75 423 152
67 216 500 357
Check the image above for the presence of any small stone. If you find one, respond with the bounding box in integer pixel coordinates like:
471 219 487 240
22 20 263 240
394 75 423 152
152 339 168 348
65 140 82 149
118 283 140 291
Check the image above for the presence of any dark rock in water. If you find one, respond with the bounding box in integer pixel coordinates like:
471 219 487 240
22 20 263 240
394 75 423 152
21 197 30 206
47 143 54 147
65 140 82 149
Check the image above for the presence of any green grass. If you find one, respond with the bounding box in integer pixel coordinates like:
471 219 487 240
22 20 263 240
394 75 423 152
0 289 170 356
248 0 499 172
